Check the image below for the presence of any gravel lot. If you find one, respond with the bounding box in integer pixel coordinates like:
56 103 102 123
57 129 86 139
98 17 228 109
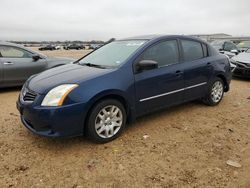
0 49 250 188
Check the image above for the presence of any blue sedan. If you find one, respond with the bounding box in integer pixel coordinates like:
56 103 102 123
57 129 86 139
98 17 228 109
17 35 231 143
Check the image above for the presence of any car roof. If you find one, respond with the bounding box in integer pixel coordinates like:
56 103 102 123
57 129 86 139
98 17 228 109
120 35 165 40
0 41 46 57
0 41 35 50
0 41 23 47
119 34 206 43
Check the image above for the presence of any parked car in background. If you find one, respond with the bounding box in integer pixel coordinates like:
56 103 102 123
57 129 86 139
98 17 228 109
237 41 250 52
39 45 56 51
231 48 250 78
64 44 84 50
17 35 231 143
210 40 240 58
0 42 75 87
89 44 103 50
55 45 62 50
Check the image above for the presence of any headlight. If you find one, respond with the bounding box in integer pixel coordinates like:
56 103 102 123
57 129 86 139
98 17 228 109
230 58 237 64
41 84 78 107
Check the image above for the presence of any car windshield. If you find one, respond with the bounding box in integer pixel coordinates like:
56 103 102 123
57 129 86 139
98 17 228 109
79 40 146 68
237 41 250 48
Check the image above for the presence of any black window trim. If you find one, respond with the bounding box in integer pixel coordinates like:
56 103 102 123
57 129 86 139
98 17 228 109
202 43 209 57
133 39 181 74
0 45 34 58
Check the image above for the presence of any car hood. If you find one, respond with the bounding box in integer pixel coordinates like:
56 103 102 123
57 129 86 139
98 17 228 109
27 64 113 94
232 53 250 64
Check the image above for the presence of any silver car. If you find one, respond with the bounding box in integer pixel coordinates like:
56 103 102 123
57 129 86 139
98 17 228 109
210 40 240 58
0 42 75 87
231 48 250 78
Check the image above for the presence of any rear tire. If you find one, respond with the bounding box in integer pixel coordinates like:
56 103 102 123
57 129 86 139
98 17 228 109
202 78 224 106
86 99 126 143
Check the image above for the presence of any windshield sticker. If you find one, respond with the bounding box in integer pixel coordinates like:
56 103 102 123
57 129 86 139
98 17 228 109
126 42 144 46
115 61 121 64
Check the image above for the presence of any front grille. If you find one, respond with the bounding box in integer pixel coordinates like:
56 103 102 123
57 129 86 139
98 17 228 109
234 68 250 75
23 90 37 102
242 62 250 68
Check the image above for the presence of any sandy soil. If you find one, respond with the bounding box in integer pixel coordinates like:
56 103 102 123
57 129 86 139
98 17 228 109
0 49 250 188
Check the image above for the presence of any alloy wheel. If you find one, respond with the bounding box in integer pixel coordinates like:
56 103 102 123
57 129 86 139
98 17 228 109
94 105 123 138
211 81 224 103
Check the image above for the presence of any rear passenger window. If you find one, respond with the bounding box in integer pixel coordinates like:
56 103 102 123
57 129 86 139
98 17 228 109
138 40 179 67
181 40 204 61
0 46 32 58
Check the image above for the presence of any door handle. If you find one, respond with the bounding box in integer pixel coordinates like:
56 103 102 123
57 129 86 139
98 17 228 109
3 62 14 65
175 70 183 76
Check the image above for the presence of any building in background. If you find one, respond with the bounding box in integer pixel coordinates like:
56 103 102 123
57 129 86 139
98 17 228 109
191 33 250 43
191 33 231 42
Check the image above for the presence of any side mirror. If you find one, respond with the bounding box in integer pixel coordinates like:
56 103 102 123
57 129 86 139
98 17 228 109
32 54 40 61
137 60 158 71
230 49 239 55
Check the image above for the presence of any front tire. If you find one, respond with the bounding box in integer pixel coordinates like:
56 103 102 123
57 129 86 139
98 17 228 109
86 99 126 143
202 78 224 106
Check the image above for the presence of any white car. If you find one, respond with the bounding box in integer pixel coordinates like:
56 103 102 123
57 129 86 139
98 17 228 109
231 49 250 78
55 45 62 50
210 40 240 58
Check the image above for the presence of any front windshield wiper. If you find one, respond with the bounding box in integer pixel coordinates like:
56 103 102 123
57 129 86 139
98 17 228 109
82 63 107 69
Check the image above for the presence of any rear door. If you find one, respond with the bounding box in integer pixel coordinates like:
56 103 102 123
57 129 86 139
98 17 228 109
0 45 46 86
180 40 212 101
134 39 185 116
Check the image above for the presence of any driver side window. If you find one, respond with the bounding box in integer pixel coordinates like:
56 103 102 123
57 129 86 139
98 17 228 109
0 45 33 58
137 40 179 67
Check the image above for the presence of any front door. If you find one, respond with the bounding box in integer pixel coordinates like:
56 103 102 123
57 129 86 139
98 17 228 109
0 45 46 86
134 39 185 116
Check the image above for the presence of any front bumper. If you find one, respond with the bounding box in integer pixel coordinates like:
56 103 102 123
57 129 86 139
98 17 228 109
231 61 250 78
233 67 250 78
17 98 87 138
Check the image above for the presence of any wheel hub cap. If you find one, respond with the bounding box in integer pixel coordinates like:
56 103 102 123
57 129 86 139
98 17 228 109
211 81 223 103
95 105 123 138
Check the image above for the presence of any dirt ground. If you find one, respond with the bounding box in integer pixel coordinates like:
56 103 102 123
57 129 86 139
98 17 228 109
0 49 250 188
